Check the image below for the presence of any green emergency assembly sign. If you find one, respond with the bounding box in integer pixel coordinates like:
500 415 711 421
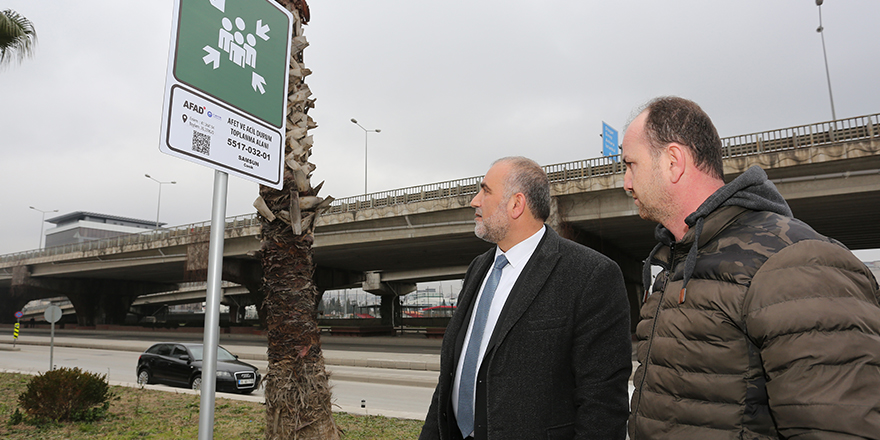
159 0 292 189
175 0 289 127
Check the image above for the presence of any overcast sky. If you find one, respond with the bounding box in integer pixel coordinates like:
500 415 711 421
2 0 879 259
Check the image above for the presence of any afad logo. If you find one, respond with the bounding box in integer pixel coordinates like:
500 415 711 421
182 100 205 114
181 101 222 122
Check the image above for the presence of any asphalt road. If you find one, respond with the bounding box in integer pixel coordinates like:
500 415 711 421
16 328 444 355
0 337 437 421
0 329 636 430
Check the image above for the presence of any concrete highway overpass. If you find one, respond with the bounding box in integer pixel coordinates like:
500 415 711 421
2 113 879 327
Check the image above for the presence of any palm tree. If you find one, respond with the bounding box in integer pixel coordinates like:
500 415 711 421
0 9 37 68
254 1 340 438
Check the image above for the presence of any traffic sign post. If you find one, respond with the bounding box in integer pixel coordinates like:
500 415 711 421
44 305 62 371
13 311 23 348
160 0 293 189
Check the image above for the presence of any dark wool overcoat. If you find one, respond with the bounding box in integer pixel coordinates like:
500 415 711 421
420 227 632 440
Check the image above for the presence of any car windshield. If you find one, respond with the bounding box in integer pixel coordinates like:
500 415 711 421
186 346 237 362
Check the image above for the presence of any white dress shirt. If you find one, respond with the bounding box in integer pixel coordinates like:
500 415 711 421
452 225 546 425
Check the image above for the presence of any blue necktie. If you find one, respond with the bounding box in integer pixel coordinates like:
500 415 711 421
458 254 508 438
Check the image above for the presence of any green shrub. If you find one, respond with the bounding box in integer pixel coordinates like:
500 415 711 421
8 408 23 426
17 367 113 422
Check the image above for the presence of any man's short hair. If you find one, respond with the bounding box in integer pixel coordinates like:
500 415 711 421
494 156 551 221
642 96 724 180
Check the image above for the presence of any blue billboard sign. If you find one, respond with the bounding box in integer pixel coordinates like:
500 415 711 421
602 121 619 158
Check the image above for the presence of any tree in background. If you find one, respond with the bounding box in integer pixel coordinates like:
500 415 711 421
0 9 36 68
253 1 341 438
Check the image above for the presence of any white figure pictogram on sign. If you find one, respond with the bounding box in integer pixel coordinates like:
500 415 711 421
202 4 272 94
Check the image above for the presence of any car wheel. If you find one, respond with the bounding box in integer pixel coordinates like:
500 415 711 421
191 375 202 391
137 369 152 385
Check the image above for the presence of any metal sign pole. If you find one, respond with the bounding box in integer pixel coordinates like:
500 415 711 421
43 305 61 371
198 170 228 440
49 319 55 371
13 311 23 348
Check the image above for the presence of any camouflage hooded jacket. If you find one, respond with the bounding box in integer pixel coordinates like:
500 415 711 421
628 166 880 439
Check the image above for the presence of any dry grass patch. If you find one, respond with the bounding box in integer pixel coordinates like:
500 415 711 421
0 372 422 439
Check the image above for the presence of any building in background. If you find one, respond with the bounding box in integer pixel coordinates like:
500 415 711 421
44 211 159 248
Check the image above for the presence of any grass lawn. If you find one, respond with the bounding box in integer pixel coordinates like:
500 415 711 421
0 372 423 439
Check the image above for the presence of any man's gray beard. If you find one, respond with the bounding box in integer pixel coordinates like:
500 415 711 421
474 220 508 244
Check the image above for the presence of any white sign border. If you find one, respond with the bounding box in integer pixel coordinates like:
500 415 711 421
158 0 293 190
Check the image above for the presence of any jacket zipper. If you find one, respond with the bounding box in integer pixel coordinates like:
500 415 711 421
632 244 674 439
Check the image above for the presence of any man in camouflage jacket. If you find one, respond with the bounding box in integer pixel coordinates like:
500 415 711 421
621 96 880 439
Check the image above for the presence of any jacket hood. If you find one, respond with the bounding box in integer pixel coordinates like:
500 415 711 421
642 165 792 304
685 165 792 226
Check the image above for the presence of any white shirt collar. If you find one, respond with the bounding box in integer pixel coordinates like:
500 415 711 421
495 225 545 269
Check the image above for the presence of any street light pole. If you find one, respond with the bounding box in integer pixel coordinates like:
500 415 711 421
29 206 58 250
815 0 836 122
351 118 381 194
145 174 176 229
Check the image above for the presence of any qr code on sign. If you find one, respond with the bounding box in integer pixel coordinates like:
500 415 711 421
192 131 210 155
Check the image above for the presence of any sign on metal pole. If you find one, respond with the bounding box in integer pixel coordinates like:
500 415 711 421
159 1 293 439
44 305 62 371
160 0 293 189
602 121 619 160
12 311 23 349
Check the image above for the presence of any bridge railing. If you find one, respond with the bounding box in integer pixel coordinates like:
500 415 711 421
722 114 878 157
0 213 260 264
543 156 625 184
2 113 877 264
326 176 483 213
328 113 879 212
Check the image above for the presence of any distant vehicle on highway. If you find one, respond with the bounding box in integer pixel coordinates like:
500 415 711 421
136 342 261 394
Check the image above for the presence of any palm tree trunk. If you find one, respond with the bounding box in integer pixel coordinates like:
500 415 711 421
258 1 340 438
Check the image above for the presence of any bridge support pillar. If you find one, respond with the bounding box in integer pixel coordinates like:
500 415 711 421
222 258 264 326
551 223 643 333
363 272 416 329
378 296 401 329
130 304 168 323
0 291 32 325
547 197 563 233
66 290 138 327
614 254 647 334
0 268 36 324
7 265 175 327
226 303 243 324
222 258 365 328
221 291 253 325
